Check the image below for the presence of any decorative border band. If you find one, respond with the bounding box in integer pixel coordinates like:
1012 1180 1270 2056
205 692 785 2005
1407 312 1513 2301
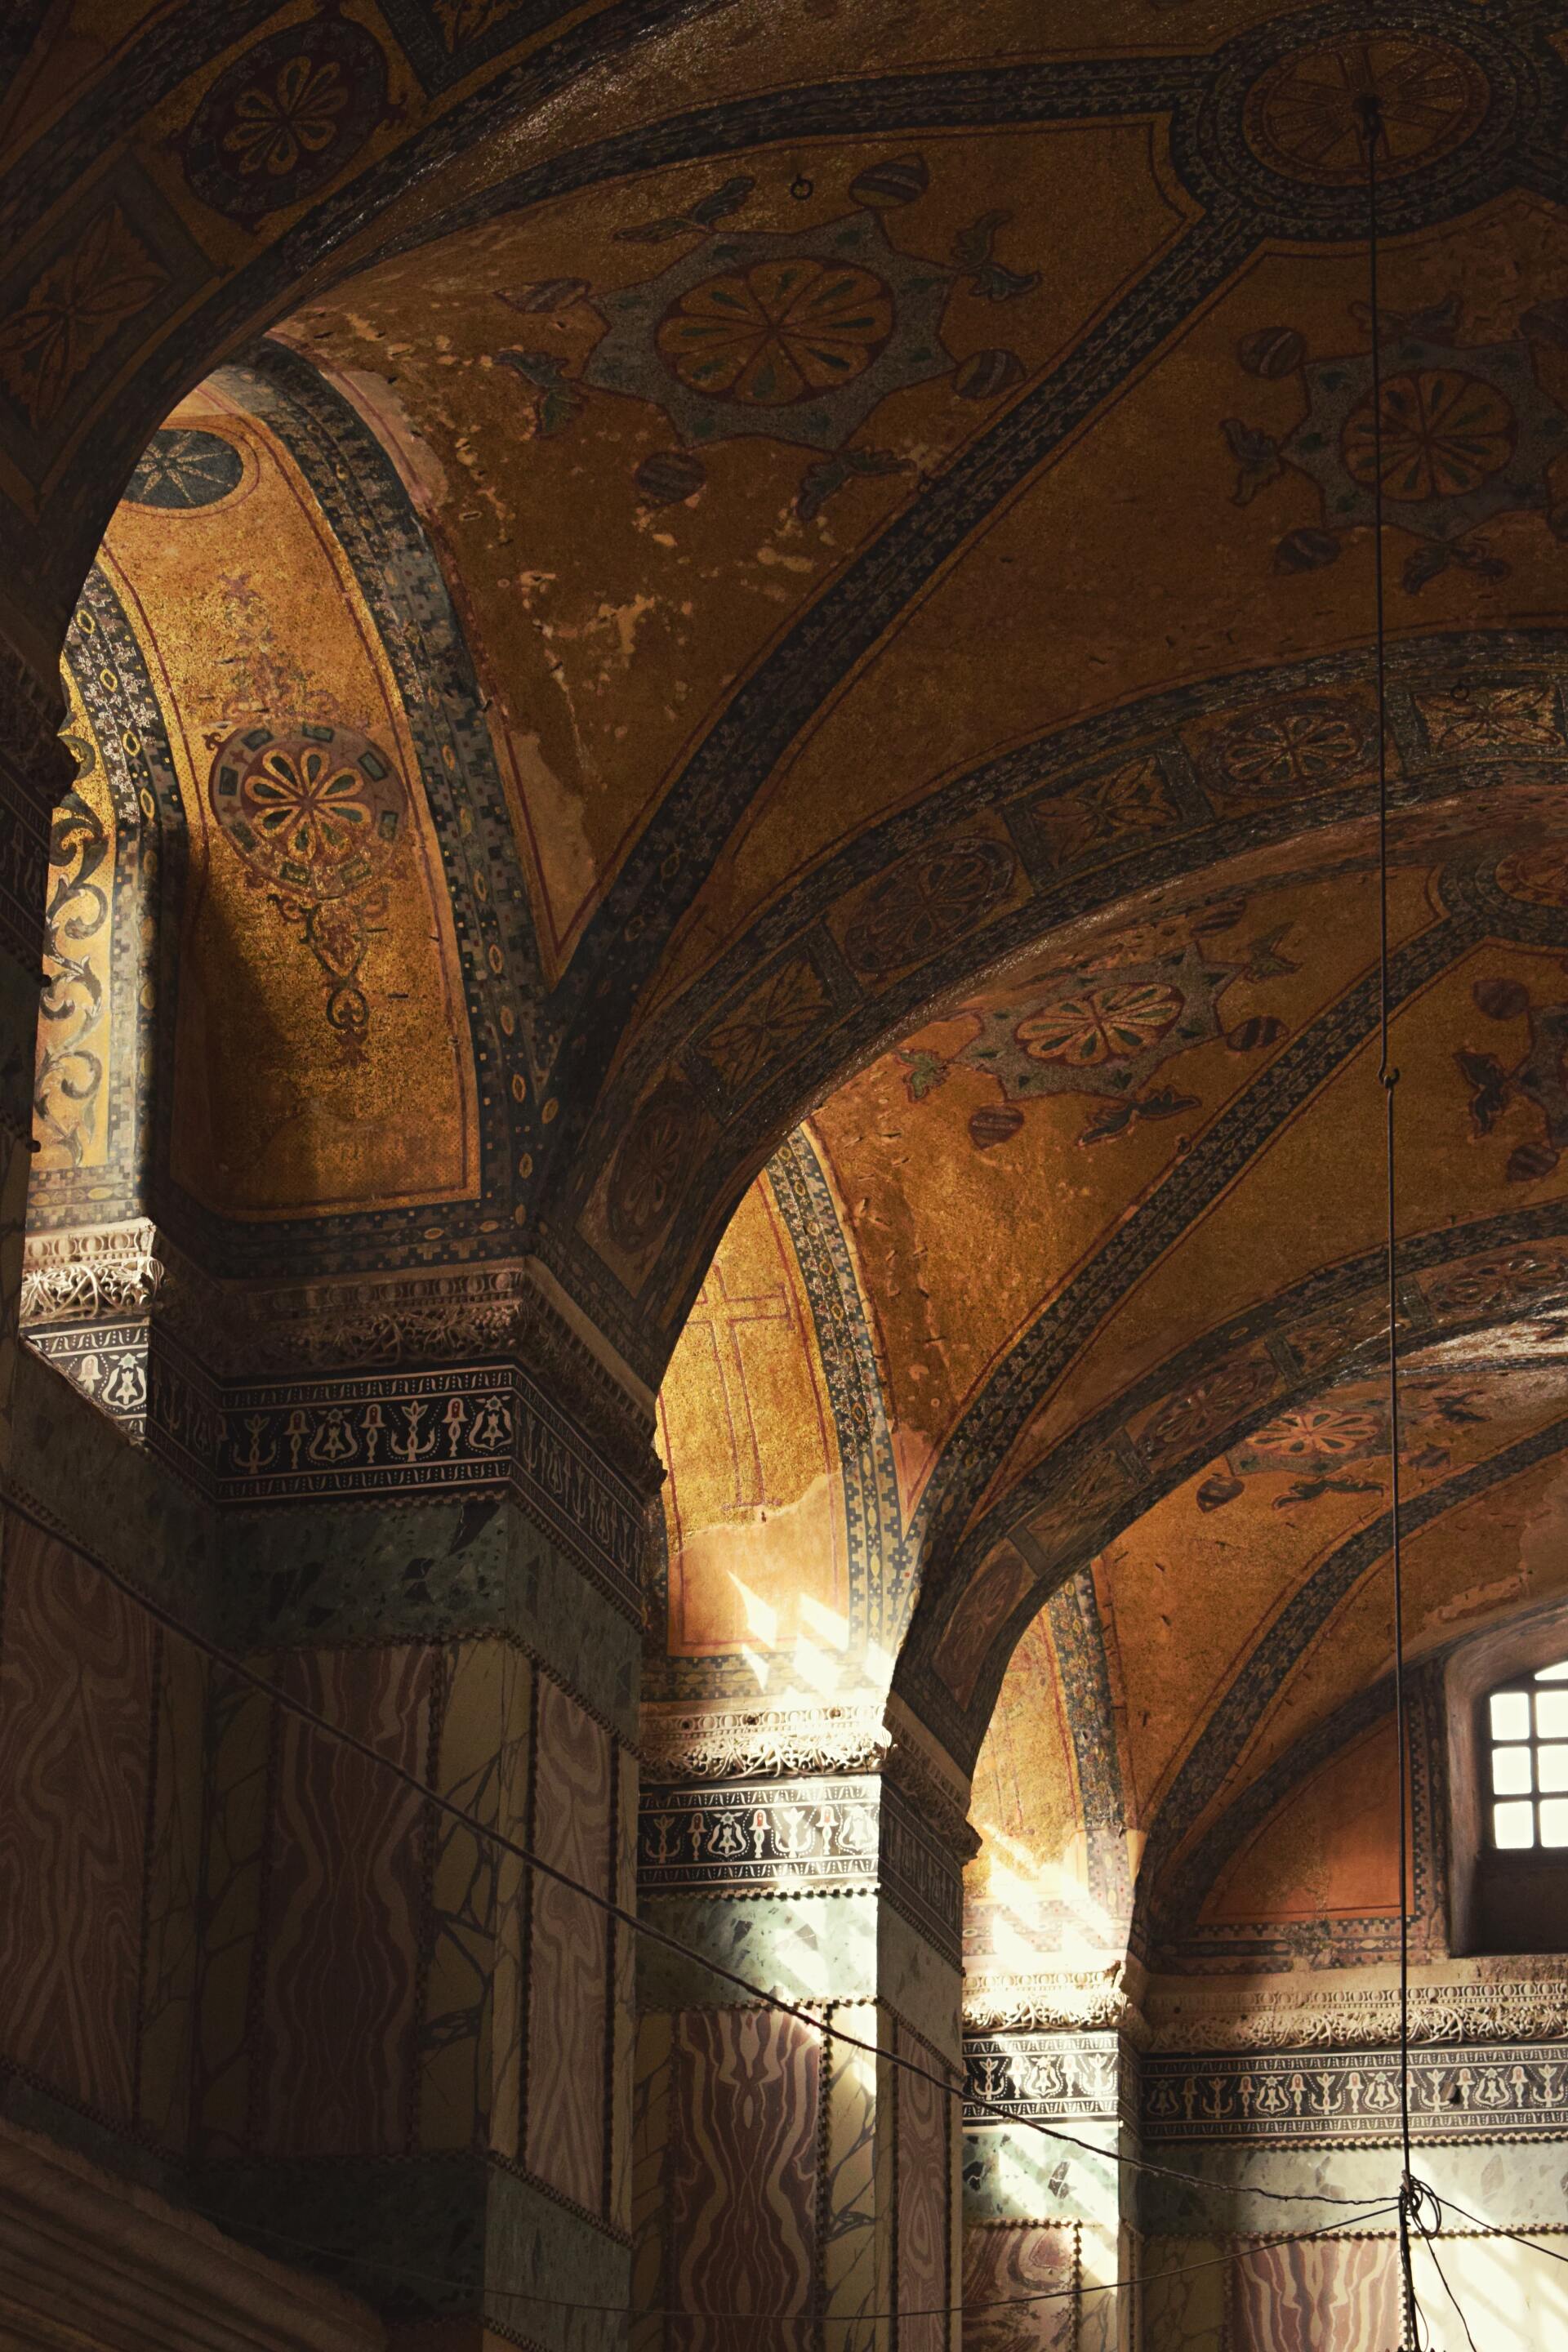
637 1774 964 1966
145 1349 646 1625
964 2032 1131 2127
1139 2042 1568 2143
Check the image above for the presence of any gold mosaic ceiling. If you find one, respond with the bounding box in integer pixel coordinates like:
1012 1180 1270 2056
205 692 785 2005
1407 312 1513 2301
16 5 1568 1819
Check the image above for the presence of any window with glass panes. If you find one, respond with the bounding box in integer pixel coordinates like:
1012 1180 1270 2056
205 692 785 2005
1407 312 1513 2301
1488 1659 1568 1849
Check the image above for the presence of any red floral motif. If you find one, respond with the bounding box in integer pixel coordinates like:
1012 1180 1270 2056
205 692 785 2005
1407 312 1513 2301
1340 369 1515 502
1016 979 1184 1069
1241 1405 1386 1470
1202 697 1372 800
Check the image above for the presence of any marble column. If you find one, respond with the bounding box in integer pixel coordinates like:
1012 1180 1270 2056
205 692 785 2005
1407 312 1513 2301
176 1273 662 2352
960 1983 1144 2352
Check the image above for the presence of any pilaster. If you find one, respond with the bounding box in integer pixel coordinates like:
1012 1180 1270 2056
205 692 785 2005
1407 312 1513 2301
632 1704 973 2350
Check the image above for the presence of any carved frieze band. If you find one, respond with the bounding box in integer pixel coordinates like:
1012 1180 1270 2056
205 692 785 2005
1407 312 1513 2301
637 1773 964 1967
1139 2044 1568 2144
964 2032 1133 2127
19 1235 657 1619
964 2031 1568 2143
145 1349 648 1624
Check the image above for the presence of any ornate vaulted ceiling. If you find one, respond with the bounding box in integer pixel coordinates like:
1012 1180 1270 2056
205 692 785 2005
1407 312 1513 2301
965 1341 1568 1991
17 5 1568 1811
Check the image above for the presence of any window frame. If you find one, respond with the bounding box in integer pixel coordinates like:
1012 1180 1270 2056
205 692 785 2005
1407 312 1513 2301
1482 1659 1568 1856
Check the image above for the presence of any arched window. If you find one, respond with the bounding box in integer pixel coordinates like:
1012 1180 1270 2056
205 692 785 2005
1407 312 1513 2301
1486 1659 1568 1852
1449 1616 1568 1957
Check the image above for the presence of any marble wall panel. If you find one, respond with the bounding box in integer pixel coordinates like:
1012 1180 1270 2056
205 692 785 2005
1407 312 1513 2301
963 2221 1077 2350
257 1646 434 2155
526 1674 612 2215
0 1516 154 2129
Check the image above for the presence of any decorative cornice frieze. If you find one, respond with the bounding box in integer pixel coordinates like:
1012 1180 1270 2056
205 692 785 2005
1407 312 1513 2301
639 1702 890 1784
1141 2043 1568 2145
636 1771 965 1969
1143 1973 1568 2054
639 1699 981 1864
21 1221 164 1327
884 1725 981 1863
154 1254 659 1493
964 2030 1133 2127
963 1967 1146 2043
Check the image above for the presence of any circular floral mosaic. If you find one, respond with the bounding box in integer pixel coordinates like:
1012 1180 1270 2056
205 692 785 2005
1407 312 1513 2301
1494 843 1568 911
125 428 244 510
657 260 894 407
1244 35 1489 187
183 18 388 221
1242 1405 1385 1470
607 1080 702 1255
1138 1356 1278 1463
843 835 1015 977
1340 370 1516 502
208 724 403 900
1202 697 1372 800
1017 980 1185 1070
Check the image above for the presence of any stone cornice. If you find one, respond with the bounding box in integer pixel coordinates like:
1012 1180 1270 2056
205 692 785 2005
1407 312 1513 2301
21 1231 662 1502
1143 1971 1568 2054
639 1700 891 1783
639 1698 980 1860
21 1220 164 1326
962 1963 1568 2054
963 1964 1148 2042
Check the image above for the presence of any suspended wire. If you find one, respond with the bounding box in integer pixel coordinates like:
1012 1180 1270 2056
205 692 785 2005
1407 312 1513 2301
0 1481 1383 2216
1355 83 1487 2352
192 2195 1401 2326
1438 2191 1568 2270
1414 2221 1482 2352
1356 82 1428 2352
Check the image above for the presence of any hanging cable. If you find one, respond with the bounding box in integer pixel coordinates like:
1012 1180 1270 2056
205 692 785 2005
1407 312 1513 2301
1355 82 1431 2352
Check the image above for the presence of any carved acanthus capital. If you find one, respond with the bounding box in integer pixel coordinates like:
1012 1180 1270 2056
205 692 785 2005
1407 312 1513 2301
21 1221 164 1327
1144 1965 1568 2052
640 1701 891 1784
963 1964 1147 2042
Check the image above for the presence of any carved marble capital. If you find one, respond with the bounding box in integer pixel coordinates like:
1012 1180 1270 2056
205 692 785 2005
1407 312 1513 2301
1143 1966 1568 2053
640 1698 980 1862
21 1219 164 1326
963 1964 1147 2042
639 1701 890 1784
